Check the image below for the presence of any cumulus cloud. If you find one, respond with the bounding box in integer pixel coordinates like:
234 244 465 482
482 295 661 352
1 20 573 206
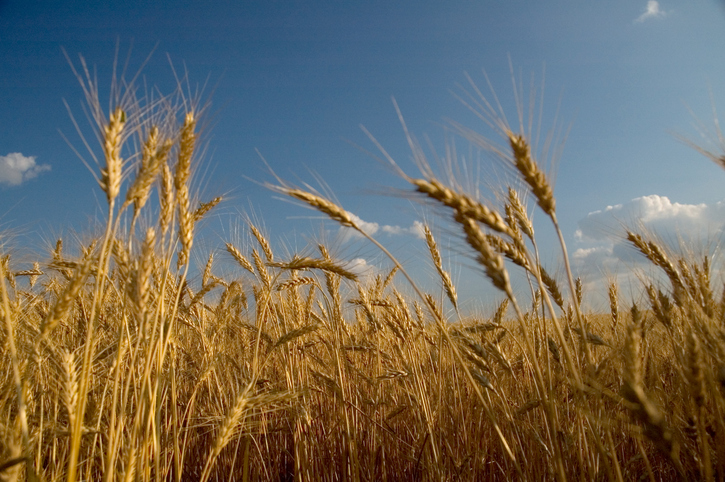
635 1 668 23
346 258 377 283
577 195 725 243
381 220 427 239
348 213 379 236
342 215 426 240
573 195 725 275
0 152 51 186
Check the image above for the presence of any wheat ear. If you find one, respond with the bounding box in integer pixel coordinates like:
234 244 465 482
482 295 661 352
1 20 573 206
412 178 515 239
608 282 619 333
250 224 274 262
507 132 555 217
100 106 126 205
507 187 534 241
268 256 358 282
424 225 458 311
540 267 564 311
193 196 222 222
174 111 196 190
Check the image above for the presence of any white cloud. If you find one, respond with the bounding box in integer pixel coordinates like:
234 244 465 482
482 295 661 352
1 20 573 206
348 213 379 236
381 220 427 239
635 1 668 23
346 258 377 283
341 215 426 240
577 195 725 243
0 152 51 186
573 195 725 275
410 220 426 239
381 225 405 235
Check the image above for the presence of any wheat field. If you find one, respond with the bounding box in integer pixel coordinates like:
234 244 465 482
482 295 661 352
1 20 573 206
0 61 723 482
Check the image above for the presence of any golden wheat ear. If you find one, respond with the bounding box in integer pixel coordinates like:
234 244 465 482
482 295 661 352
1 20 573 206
99 106 126 205
423 225 458 311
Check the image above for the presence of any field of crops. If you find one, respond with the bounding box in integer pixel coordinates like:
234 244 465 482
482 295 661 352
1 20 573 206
0 62 723 481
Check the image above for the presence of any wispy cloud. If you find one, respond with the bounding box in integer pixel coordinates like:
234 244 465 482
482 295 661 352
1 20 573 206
573 195 725 276
635 1 668 23
0 152 51 186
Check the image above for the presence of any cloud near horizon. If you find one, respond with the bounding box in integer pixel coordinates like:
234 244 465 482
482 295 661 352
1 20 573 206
573 195 725 276
0 152 51 186
635 1 668 23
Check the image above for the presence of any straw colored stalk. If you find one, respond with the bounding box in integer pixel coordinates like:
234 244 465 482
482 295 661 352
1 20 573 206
687 331 713 481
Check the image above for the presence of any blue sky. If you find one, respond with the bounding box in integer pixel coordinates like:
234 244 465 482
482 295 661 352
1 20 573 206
2 1 725 311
